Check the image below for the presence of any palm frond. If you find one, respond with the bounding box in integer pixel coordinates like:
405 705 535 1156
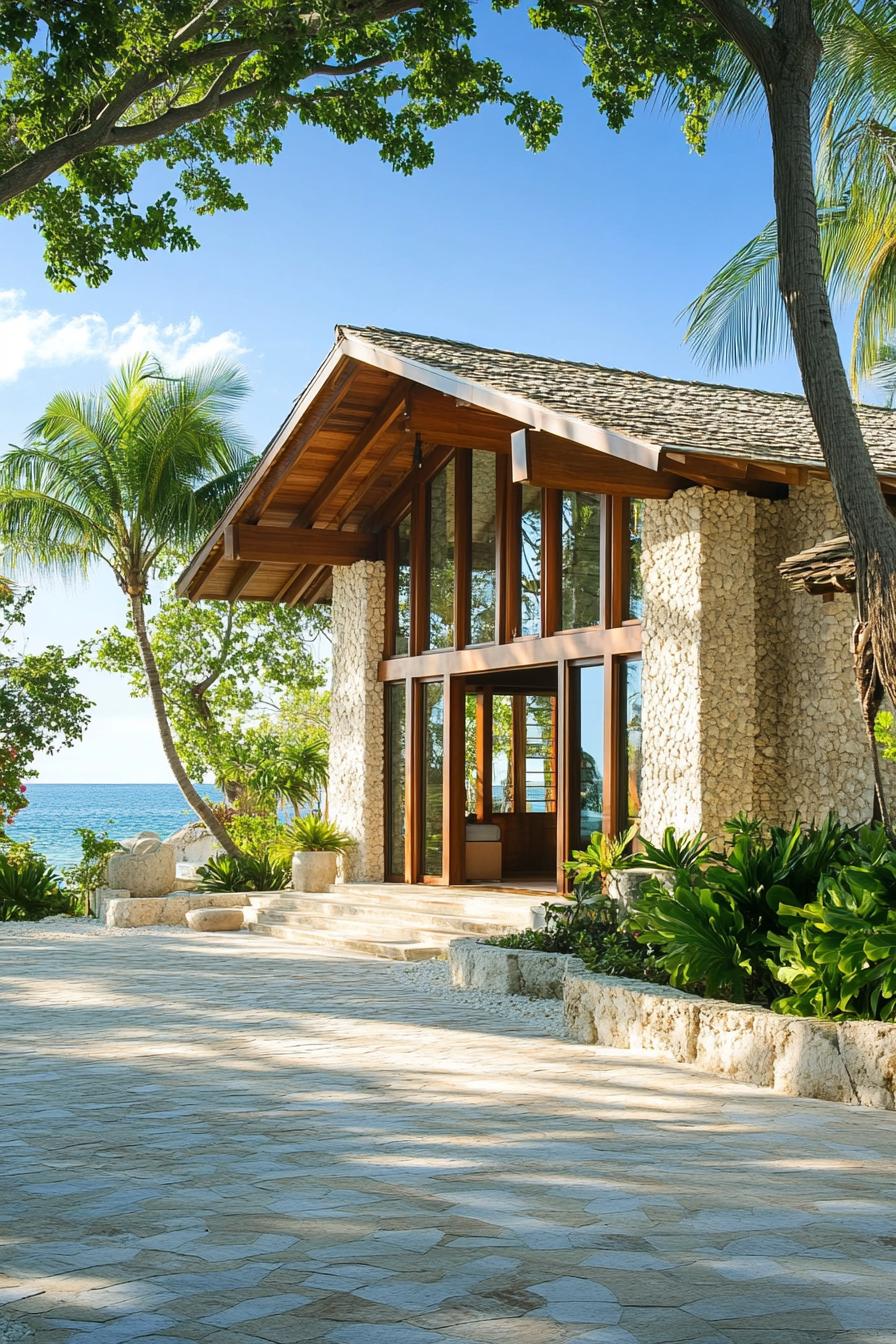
682 220 791 370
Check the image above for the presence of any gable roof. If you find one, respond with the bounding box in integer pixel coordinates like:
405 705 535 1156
337 325 896 474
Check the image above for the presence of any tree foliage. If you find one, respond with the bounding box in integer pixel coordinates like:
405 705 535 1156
0 580 92 829
1 0 562 287
89 582 328 799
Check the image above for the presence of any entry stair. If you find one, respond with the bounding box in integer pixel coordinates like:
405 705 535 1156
246 882 544 960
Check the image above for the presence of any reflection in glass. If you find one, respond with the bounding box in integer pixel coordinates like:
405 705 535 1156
627 498 644 620
422 681 445 876
576 664 605 847
386 682 406 876
524 694 556 813
623 658 642 826
394 513 411 655
469 452 497 644
561 491 601 629
427 460 455 649
520 484 542 637
464 693 478 815
491 693 513 813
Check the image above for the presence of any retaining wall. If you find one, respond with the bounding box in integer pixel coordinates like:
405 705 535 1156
449 939 896 1110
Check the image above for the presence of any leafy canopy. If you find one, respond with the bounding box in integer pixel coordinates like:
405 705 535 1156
1 0 562 288
0 581 92 829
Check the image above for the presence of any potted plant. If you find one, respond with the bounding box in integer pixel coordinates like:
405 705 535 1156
273 816 353 893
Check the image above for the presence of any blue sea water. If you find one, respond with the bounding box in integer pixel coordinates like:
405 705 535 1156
8 783 224 869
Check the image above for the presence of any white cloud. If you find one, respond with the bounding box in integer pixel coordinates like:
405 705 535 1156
0 290 247 383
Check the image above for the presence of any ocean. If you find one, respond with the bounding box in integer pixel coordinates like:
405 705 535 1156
7 783 224 869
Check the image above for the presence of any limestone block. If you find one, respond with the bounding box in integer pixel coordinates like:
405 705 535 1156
186 907 244 932
106 843 176 899
448 938 476 988
448 940 521 992
773 1018 855 1102
106 897 164 927
837 1021 896 1109
92 887 130 921
166 823 222 866
516 950 572 999
695 1002 778 1088
636 988 701 1064
292 851 338 893
563 973 603 1044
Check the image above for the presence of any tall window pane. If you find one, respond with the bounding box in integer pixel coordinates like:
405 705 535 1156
394 513 411 655
469 451 496 644
491 693 513 813
428 460 455 649
575 664 605 848
520 484 542 637
386 682 406 876
561 491 602 629
623 658 642 827
422 681 445 876
524 694 556 813
626 498 644 621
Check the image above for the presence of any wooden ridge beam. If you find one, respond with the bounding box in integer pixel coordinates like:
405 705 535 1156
224 523 377 565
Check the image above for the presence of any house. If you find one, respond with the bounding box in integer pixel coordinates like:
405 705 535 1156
178 325 896 894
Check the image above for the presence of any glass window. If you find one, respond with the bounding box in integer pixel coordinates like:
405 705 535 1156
469 451 497 644
427 460 455 649
626 498 644 621
422 681 445 877
386 682 406 876
561 491 602 629
623 658 642 828
464 693 478 816
519 484 542 637
491 693 513 813
524 694 556 813
394 513 411 655
574 664 605 848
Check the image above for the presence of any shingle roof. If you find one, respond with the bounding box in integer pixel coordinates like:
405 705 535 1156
339 324 896 474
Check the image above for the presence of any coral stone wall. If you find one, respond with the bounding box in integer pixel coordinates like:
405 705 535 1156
640 488 758 839
328 560 386 881
641 481 873 839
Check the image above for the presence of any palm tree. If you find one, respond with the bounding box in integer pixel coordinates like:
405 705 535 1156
0 356 254 857
684 2 896 392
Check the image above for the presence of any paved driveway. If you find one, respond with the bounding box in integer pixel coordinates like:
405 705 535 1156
1 928 895 1344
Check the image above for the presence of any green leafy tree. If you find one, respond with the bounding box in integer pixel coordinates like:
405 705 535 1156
0 579 92 829
90 580 327 805
528 0 896 764
0 357 254 855
0 0 561 288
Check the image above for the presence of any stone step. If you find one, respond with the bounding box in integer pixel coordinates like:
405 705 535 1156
246 894 526 937
250 920 445 961
252 908 488 945
247 884 544 924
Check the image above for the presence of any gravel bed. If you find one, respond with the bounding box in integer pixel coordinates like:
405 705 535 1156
0 917 211 940
390 955 567 1037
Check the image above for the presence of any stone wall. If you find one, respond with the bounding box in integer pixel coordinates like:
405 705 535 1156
328 560 386 881
641 481 873 838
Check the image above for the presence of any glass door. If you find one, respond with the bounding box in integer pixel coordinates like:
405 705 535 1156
421 681 445 878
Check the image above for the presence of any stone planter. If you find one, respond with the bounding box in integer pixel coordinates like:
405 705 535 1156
606 866 672 911
106 835 176 899
291 851 338 893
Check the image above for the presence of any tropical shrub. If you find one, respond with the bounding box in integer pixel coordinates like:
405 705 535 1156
272 815 353 858
0 844 74 921
61 826 121 913
633 826 713 872
563 824 639 895
197 852 290 893
227 814 287 859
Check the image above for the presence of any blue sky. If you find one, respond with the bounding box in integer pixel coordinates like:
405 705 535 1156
1 7 799 782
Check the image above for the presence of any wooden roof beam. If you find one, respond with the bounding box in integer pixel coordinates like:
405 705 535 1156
512 429 678 498
223 524 377 566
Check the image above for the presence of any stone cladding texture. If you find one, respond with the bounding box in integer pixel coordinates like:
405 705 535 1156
641 481 874 840
328 560 386 881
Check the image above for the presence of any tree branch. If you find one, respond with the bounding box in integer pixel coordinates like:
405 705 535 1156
694 0 775 79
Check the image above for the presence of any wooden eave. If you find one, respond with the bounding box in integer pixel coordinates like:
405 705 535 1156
176 330 896 606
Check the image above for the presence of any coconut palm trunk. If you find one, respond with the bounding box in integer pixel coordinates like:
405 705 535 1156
128 591 240 857
760 0 896 717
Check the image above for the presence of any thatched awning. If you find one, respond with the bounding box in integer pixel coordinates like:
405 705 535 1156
778 535 855 595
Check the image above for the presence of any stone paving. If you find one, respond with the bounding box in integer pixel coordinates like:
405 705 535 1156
1 928 896 1344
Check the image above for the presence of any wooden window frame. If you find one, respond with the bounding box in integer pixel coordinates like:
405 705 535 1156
383 680 408 882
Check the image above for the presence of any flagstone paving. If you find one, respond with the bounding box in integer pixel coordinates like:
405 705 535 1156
1 928 895 1344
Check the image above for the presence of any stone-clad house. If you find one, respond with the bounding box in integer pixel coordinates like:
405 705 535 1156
179 325 896 895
